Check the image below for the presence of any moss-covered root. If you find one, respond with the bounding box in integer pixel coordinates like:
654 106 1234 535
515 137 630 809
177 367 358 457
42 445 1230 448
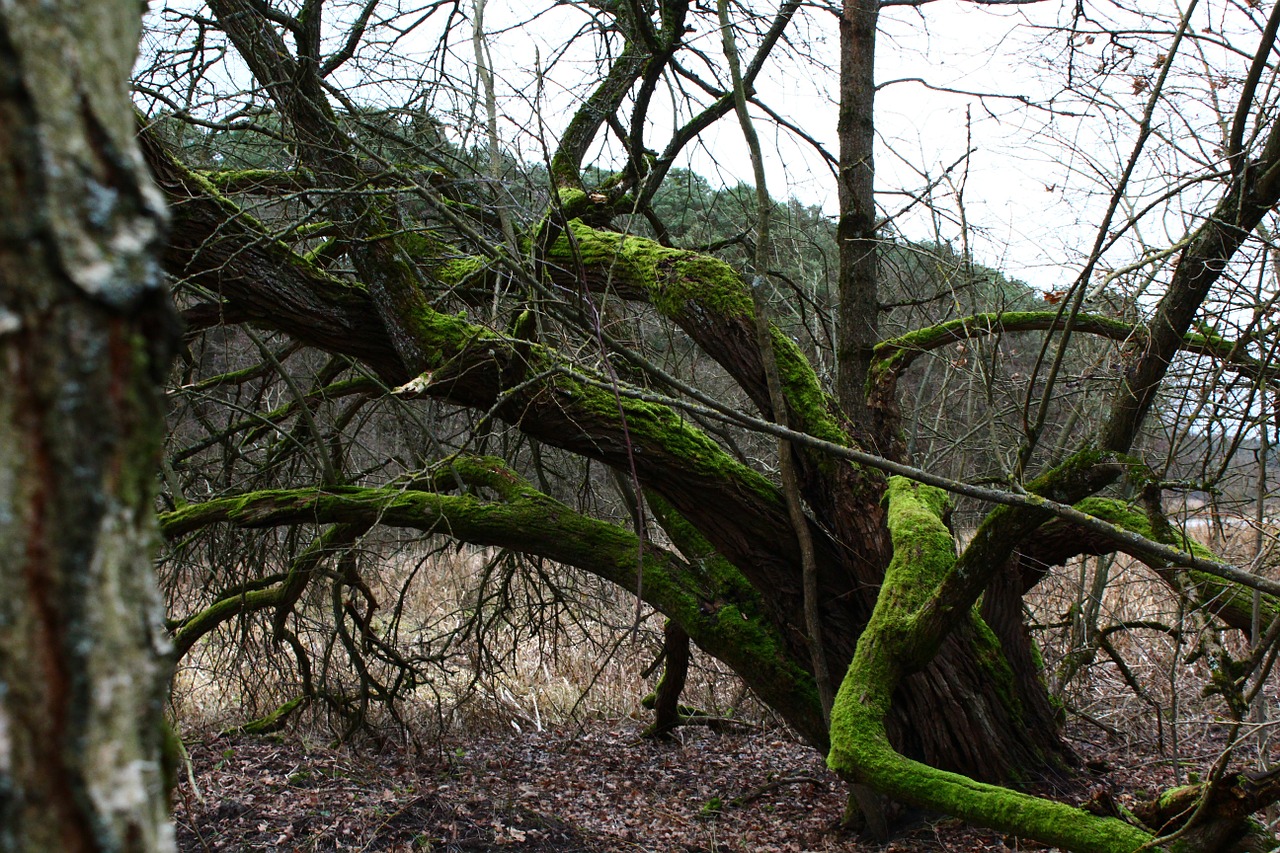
827 477 1158 853
221 696 308 737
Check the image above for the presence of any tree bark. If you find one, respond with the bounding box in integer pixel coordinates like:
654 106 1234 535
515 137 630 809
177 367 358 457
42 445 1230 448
836 0 880 438
0 1 177 850
148 111 1080 781
646 620 691 737
827 479 1155 853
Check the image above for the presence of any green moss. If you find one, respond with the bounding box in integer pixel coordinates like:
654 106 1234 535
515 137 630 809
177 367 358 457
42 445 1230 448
878 477 955 619
827 477 1160 852
548 220 855 461
197 168 309 193
1028 446 1139 500
645 491 824 742
556 187 589 216
1072 496 1215 561
162 474 821 745
302 238 337 265
966 611 1025 732
160 720 183 795
368 283 781 504
550 221 752 318
557 368 786 507
1072 497 1280 634
770 327 849 448
225 696 307 736
437 255 488 286
404 307 500 370
953 447 1135 591
1028 635 1046 672
870 312 1136 391
171 583 286 657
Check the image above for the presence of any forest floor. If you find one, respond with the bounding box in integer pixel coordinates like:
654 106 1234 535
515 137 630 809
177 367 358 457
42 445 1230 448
171 713 1194 852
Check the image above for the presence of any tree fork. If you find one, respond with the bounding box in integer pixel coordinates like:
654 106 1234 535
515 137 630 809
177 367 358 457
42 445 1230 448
828 479 1157 853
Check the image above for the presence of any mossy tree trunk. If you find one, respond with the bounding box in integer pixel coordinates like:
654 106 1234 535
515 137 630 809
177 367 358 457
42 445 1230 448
146 122 1073 797
0 1 177 850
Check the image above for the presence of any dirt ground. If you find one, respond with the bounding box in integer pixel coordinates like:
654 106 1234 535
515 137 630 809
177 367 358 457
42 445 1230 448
171 715 1193 852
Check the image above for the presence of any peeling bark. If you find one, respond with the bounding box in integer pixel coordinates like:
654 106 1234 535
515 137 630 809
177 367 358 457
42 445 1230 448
0 1 177 850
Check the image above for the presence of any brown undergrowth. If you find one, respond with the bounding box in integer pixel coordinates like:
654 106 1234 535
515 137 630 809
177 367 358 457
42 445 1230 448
172 722 1016 851
169 531 1280 851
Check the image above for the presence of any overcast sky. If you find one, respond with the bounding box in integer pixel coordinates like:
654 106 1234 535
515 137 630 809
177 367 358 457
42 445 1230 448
464 1 1230 293
138 1 1265 294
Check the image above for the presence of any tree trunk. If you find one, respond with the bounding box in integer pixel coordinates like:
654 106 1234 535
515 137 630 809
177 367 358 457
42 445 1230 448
836 0 880 434
141 0 1078 791
645 620 691 737
0 1 177 850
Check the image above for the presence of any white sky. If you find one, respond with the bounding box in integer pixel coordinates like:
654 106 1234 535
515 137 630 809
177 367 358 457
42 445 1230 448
137 1 1270 294
464 0 1249 293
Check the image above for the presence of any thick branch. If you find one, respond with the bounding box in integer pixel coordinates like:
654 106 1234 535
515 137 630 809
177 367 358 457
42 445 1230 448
158 462 827 746
827 478 1156 853
1022 497 1280 639
145 132 858 665
871 311 1280 403
551 41 647 187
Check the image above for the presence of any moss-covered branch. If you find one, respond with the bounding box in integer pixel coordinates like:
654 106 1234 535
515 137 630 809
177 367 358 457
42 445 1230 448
142 128 406 378
538 218 887 622
544 220 848 448
159 460 827 747
580 380 1280 611
199 165 446 196
871 312 1133 392
869 311 1280 405
1099 115 1280 453
198 168 316 195
646 490 826 745
148 129 861 632
1027 496 1280 638
147 133 840 642
549 43 646 187
171 582 287 658
827 477 1158 853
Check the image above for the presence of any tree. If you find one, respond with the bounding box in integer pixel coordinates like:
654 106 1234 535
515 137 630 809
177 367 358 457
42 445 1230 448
138 0 1280 849
0 0 178 850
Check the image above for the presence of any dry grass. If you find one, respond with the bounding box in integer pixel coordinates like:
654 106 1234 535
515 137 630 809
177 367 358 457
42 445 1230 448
167 537 762 744
1026 520 1280 787
162 517 1280 851
167 515 1280 810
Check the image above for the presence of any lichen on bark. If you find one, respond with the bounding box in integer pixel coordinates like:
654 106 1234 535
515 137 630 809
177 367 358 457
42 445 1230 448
0 1 178 849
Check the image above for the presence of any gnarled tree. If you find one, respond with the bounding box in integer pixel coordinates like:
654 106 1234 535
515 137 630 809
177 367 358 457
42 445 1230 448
0 0 177 849
138 0 1280 849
